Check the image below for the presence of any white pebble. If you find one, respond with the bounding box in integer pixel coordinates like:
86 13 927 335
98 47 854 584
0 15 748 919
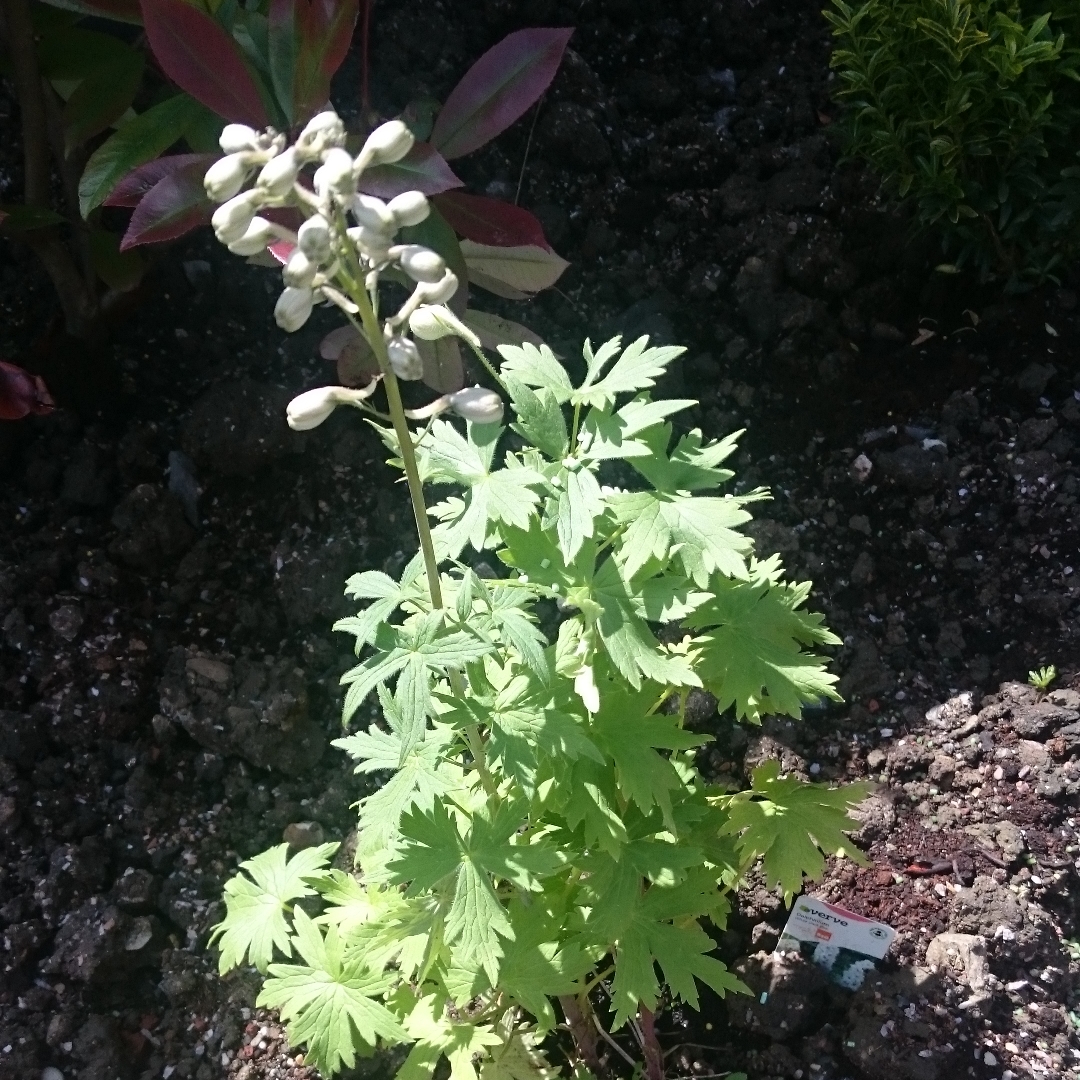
983 1051 998 1067
42 1069 65 1080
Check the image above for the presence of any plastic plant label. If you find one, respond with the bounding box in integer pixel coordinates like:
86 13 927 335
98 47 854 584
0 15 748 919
775 896 896 990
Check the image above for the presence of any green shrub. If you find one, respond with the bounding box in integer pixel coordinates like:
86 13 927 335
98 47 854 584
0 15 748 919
825 0 1080 285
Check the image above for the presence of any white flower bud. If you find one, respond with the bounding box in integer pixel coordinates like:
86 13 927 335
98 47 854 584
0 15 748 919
347 225 391 263
354 120 415 174
218 124 260 155
226 216 276 256
211 190 260 244
392 245 446 284
275 286 314 332
416 270 459 306
287 385 343 430
352 194 395 232
283 249 317 289
296 111 345 155
313 148 355 200
286 381 379 430
449 386 504 425
204 153 250 203
387 190 430 227
297 215 332 261
387 336 423 380
257 146 300 198
409 306 452 341
408 303 480 350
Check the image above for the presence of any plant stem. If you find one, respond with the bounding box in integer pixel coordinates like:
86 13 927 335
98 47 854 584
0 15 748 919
559 995 602 1075
353 285 444 609
638 1005 665 1080
345 269 500 794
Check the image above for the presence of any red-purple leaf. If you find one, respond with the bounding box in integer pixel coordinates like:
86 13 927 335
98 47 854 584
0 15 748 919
430 27 573 160
359 142 463 199
269 0 358 124
268 0 356 124
433 191 551 250
120 160 212 249
140 0 270 125
0 361 54 421
104 153 213 209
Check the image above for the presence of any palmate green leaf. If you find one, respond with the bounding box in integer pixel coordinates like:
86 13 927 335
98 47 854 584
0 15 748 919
577 396 695 462
418 419 545 556
496 342 573 403
685 556 842 723
607 426 760 586
400 994 502 1080
211 842 338 974
556 757 629 856
576 849 748 1028
333 708 461 856
504 375 569 460
630 425 741 491
499 899 592 1032
335 566 426 653
587 558 700 689
480 1017 562 1080
552 464 606 562
343 892 442 981
387 800 564 985
441 664 602 795
572 335 685 410
589 678 708 828
718 761 871 900
341 611 494 754
259 909 406 1075
452 572 550 681
609 917 747 1029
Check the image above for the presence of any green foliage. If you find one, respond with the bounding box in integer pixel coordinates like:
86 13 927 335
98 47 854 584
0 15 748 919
1028 663 1057 691
212 337 867 1076
825 0 1080 285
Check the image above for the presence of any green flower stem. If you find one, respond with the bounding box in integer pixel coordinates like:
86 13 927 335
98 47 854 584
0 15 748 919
360 303 445 608
338 258 497 795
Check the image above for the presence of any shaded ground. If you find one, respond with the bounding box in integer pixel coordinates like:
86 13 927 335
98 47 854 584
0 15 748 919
1 2 1079 1079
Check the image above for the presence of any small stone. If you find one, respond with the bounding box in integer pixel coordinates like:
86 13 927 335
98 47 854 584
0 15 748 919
42 1068 65 1080
283 821 325 850
48 604 84 642
982 1051 998 1067
186 656 231 684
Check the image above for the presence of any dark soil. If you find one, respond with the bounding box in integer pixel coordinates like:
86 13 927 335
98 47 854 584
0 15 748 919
2 2 1080 1080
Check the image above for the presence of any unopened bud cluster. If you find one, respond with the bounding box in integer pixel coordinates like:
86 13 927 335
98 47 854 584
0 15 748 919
205 111 483 373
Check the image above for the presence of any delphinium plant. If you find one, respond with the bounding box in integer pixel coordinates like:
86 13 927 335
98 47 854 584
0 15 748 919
204 111 870 1079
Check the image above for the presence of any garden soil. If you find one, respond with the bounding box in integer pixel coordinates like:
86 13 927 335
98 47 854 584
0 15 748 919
2 2 1080 1079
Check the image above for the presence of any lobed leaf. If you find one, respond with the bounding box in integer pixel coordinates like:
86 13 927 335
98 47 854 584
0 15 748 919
259 909 405 1074
211 842 338 974
718 761 871 900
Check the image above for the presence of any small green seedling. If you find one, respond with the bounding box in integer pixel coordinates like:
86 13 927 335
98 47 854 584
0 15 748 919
1028 665 1057 694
